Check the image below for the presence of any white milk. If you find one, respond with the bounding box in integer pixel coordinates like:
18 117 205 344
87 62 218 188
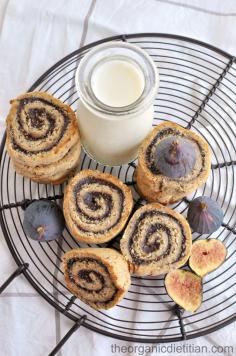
77 100 154 166
91 60 145 107
76 42 159 166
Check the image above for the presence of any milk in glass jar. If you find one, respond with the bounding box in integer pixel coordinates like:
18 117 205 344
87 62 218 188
75 42 159 166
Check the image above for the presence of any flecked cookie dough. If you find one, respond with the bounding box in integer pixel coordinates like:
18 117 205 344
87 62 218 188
136 121 211 204
63 170 133 243
62 248 131 310
120 202 192 276
13 140 80 183
6 91 81 184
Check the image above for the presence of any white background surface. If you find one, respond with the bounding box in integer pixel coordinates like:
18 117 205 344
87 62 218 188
0 1 236 355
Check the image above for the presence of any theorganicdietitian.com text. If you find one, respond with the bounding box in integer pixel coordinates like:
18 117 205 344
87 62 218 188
111 343 234 355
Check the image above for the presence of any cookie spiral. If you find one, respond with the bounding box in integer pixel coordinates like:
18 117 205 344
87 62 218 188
6 91 80 167
136 121 211 204
62 248 131 310
120 203 192 276
63 170 133 243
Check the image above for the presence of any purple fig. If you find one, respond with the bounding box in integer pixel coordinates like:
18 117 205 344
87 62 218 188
154 136 197 179
187 196 223 234
189 239 227 277
23 200 65 242
165 269 202 312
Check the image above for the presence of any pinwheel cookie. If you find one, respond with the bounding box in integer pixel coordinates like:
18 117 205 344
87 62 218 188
6 91 81 184
63 170 133 243
136 121 211 204
62 248 131 310
120 203 192 276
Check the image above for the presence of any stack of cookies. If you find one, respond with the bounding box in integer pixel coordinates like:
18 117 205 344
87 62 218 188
6 91 81 184
136 121 211 204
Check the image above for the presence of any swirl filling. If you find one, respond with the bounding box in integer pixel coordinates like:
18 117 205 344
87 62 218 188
65 257 118 307
120 203 192 276
10 97 69 154
71 177 125 235
128 211 186 266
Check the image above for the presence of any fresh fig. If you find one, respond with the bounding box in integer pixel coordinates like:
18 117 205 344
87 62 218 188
165 269 202 312
189 239 227 277
23 200 65 241
187 196 223 234
154 136 197 178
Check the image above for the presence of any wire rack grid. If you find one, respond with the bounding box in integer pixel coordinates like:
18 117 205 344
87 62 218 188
0 34 236 347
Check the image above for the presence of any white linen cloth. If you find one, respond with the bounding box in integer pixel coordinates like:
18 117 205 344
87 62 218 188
0 1 236 355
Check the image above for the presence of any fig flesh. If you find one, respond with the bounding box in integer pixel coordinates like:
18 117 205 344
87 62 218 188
154 136 197 179
187 196 223 234
23 200 65 242
165 269 202 312
189 239 227 277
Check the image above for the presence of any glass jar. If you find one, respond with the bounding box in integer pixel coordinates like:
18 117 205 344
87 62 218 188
75 41 159 166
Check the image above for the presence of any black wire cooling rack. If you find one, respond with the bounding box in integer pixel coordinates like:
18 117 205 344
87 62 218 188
0 34 236 354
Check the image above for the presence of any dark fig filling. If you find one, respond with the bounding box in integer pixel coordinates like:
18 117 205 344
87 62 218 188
71 177 125 234
66 257 118 305
128 210 186 265
10 96 69 154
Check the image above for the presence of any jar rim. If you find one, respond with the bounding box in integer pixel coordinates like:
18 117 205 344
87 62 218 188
75 41 159 118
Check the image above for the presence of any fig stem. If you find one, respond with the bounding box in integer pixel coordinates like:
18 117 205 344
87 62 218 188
169 140 180 154
199 202 208 210
167 140 180 165
37 226 45 237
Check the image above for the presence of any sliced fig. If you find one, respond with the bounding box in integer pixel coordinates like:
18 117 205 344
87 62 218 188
189 239 227 277
165 269 202 312
154 136 197 178
187 196 223 234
